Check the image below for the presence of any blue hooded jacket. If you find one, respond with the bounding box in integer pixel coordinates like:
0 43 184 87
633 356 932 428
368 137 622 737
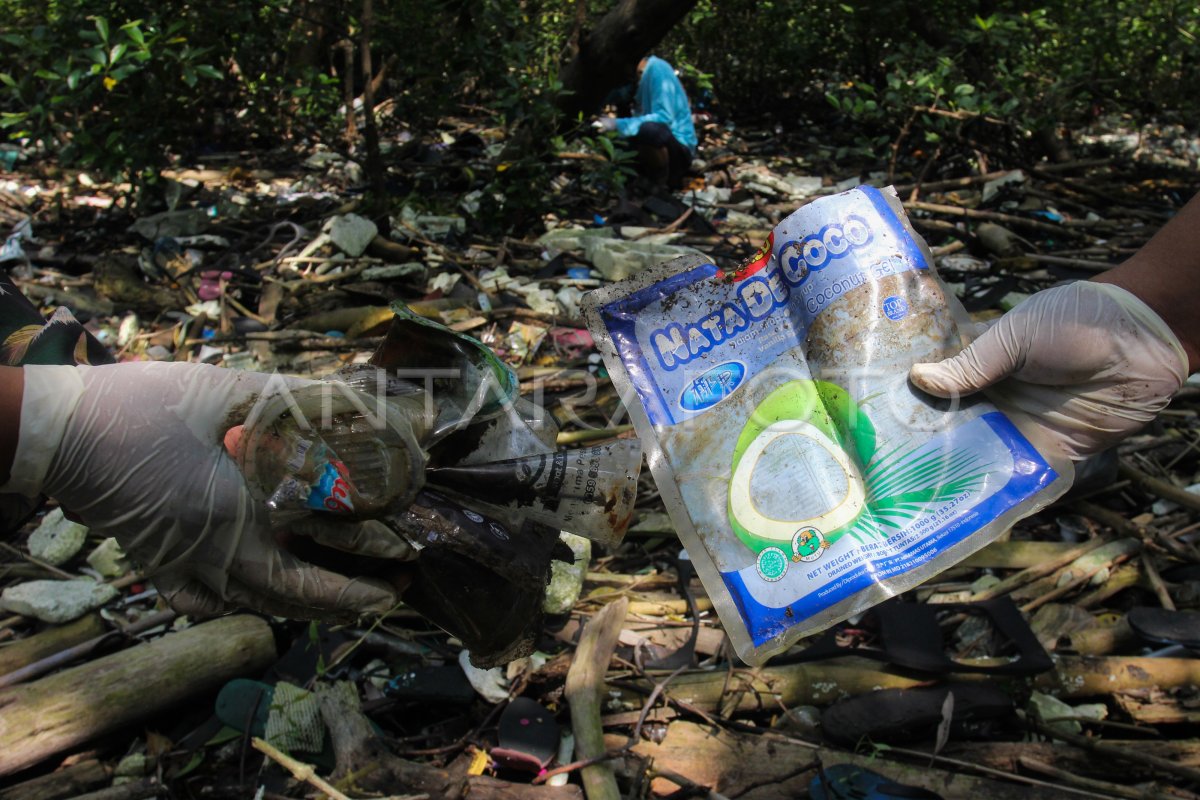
614 56 697 152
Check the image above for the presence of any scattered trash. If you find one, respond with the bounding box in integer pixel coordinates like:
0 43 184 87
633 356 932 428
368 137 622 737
1 113 1198 800
327 212 378 257
458 650 510 703
493 697 560 772
1028 691 1107 735
981 169 1027 203
395 205 465 240
128 208 210 240
27 507 88 566
543 532 590 614
0 578 118 623
582 237 706 281
86 537 129 579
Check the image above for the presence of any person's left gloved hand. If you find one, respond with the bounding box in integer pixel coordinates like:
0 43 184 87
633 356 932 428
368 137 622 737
4 361 415 620
592 116 617 132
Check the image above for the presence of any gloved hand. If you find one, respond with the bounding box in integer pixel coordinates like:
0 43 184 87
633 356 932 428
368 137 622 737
592 115 618 133
3 361 416 619
909 281 1189 460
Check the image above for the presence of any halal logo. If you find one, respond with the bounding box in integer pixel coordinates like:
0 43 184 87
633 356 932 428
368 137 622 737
791 527 827 563
756 547 789 582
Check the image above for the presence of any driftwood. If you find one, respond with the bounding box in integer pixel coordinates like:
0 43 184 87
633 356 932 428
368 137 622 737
0 613 105 677
0 758 112 800
958 540 1087 570
944 740 1200 778
903 200 1098 240
608 721 1074 800
1064 617 1139 655
606 655 1200 718
1119 460 1200 514
317 681 583 800
1034 655 1200 697
319 680 454 796
0 615 276 777
61 779 164 800
564 596 629 800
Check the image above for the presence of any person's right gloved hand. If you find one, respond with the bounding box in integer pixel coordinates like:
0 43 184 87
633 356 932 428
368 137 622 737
3 361 416 620
909 281 1189 461
592 116 618 133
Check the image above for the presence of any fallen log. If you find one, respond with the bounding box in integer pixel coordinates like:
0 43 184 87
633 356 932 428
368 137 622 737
0 613 106 677
0 615 276 777
0 758 111 800
606 655 1200 717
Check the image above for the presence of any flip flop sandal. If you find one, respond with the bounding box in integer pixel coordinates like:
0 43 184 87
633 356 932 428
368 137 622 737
809 763 944 800
491 697 561 774
1128 607 1200 650
820 682 1013 746
781 597 1052 675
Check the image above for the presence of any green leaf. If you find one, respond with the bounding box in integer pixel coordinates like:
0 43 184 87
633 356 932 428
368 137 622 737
109 43 127 64
195 64 223 80
94 16 109 43
66 71 81 90
124 24 145 46
0 73 15 88
34 69 61 80
954 83 975 96
174 751 206 779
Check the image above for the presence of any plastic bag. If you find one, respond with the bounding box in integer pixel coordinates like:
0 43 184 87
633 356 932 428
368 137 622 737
583 186 1073 664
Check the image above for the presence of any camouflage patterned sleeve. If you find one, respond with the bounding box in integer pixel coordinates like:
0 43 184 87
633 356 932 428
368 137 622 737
1 270 113 533
0 272 112 366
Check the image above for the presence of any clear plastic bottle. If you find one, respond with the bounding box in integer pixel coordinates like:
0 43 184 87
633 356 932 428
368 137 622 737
426 438 643 546
236 381 427 519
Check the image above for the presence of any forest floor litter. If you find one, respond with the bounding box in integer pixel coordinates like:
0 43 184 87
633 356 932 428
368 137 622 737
1 113 1199 800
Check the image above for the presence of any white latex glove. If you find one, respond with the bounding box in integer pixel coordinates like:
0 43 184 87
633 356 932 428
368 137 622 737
592 115 618 133
4 361 415 619
909 281 1188 461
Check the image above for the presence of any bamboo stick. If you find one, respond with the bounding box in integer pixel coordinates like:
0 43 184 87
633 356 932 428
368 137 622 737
565 597 628 800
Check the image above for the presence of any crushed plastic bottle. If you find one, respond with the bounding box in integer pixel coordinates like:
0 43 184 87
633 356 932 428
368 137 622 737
237 381 427 520
234 303 644 666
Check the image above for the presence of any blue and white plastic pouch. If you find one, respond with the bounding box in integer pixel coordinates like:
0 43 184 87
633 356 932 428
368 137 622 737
582 186 1072 664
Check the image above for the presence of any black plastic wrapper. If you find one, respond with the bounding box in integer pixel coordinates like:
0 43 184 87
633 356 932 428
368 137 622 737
386 490 573 668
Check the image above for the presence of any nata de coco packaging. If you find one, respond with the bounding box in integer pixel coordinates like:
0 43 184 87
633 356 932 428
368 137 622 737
582 186 1073 665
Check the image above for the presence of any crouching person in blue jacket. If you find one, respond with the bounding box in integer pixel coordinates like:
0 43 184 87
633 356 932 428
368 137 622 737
595 54 698 190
